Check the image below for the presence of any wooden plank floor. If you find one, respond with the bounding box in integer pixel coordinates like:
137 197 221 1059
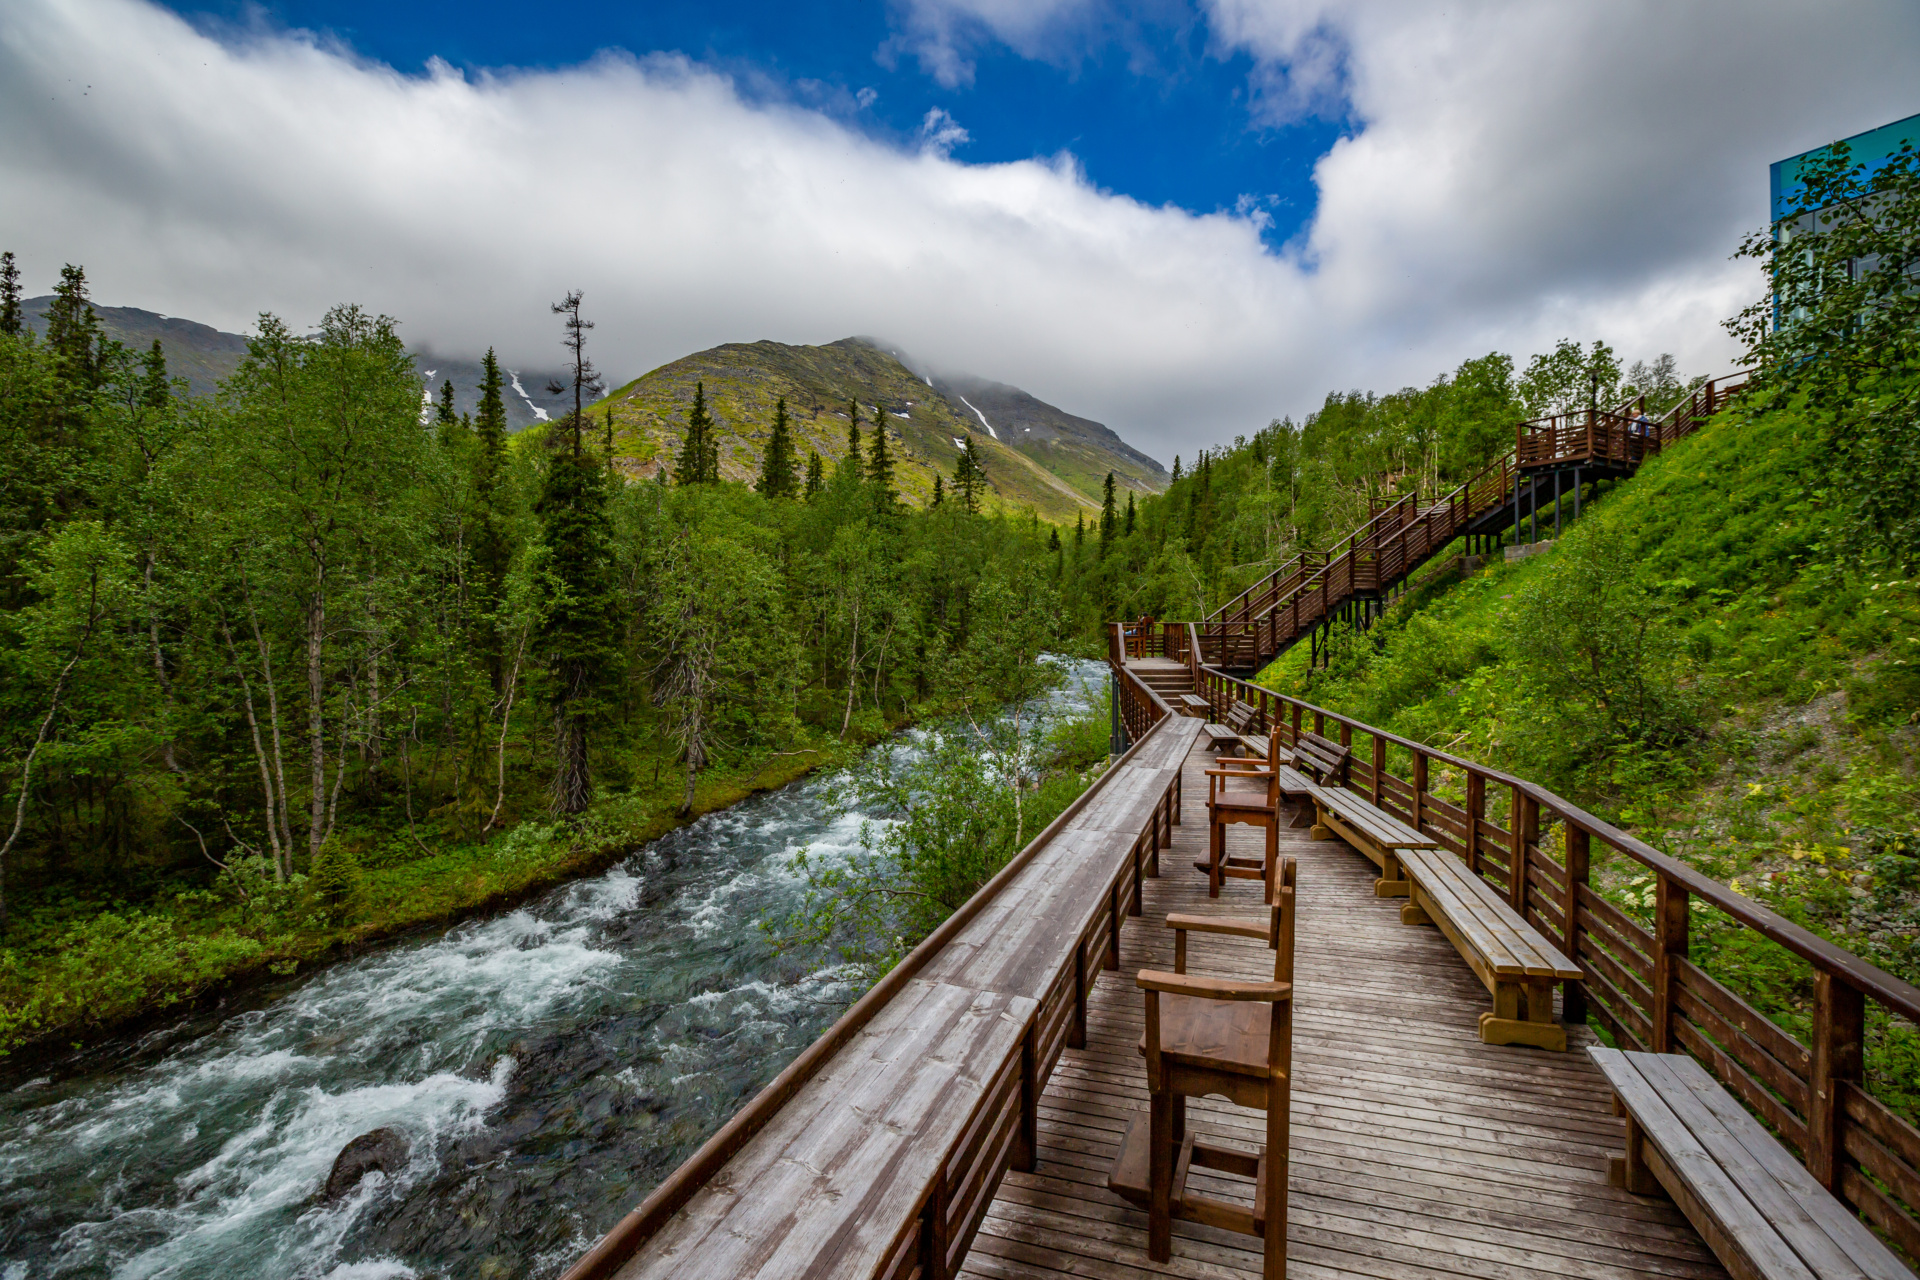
960 733 1728 1280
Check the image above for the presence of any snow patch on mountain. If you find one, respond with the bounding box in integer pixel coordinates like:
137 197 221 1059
509 372 551 422
957 396 997 439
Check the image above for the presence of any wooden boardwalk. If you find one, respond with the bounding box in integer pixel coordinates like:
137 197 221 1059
961 732 1729 1280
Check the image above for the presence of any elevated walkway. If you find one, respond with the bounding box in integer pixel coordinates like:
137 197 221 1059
962 733 1726 1280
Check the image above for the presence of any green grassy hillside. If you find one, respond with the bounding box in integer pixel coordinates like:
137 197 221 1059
594 337 1153 521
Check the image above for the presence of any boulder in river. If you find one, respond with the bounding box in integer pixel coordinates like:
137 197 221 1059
325 1128 410 1200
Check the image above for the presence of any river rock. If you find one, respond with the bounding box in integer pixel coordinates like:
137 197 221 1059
325 1128 410 1199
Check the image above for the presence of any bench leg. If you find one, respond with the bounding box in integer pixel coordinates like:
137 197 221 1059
1399 882 1432 926
1374 848 1409 898
1309 800 1332 841
1607 1111 1662 1196
1478 978 1567 1051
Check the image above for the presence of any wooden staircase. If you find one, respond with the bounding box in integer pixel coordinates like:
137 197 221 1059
1200 371 1750 674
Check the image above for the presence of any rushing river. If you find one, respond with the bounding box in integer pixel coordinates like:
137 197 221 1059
0 661 1104 1280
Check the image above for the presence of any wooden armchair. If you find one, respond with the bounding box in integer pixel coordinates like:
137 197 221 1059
1199 727 1285 897
1110 858 1296 1280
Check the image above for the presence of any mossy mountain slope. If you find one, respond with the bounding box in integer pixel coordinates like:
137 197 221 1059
595 337 1161 520
929 369 1166 500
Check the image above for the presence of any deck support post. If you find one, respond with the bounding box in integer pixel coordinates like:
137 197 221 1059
1573 467 1582 522
1651 876 1688 1052
1070 939 1088 1050
1016 1021 1039 1173
1553 470 1562 540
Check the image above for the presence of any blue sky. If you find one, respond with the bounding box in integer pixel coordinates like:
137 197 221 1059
156 0 1343 247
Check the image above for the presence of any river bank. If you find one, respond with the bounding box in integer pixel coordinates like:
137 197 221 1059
0 716 910 1072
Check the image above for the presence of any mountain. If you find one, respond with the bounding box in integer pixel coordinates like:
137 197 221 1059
595 337 1164 521
23 296 249 397
22 298 1167 516
22 300 570 431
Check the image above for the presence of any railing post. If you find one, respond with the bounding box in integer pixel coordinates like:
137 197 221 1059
1370 734 1386 807
1509 790 1537 915
1465 772 1484 876
1016 1021 1038 1174
1411 752 1427 834
1651 874 1688 1053
1808 971 1865 1191
1563 824 1588 1027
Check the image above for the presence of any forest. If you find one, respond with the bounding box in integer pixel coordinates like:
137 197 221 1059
0 265 1090 1055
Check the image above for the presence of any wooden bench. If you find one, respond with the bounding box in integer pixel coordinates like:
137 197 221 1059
1398 847 1581 1050
1291 732 1351 785
1305 785 1437 896
1590 1047 1911 1280
1177 693 1211 718
1201 700 1258 752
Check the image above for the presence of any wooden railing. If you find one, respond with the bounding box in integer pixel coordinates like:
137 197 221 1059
1516 371 1753 472
1190 661 1920 1258
1199 455 1522 671
562 686 1195 1280
1200 371 1754 675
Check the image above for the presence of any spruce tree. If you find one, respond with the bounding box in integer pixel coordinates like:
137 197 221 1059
538 291 617 815
0 251 20 337
605 406 617 467
1047 527 1061 553
757 396 799 498
1171 455 1182 483
804 448 825 499
1074 512 1085 551
678 382 716 484
473 349 512 631
140 340 169 410
1099 472 1117 554
45 264 102 389
952 435 983 514
867 411 895 508
437 379 457 428
846 399 862 460
931 473 944 507
1125 490 1136 536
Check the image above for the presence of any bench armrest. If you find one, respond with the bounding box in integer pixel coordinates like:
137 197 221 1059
1137 970 1291 1002
1164 912 1267 940
1204 765 1273 778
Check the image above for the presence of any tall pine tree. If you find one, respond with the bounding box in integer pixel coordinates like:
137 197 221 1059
1099 472 1117 555
538 292 617 815
867 409 895 508
757 396 798 498
952 435 984 514
931 473 944 507
0 252 20 337
45 264 102 390
846 399 862 460
1124 489 1136 536
678 382 718 484
804 448 825 499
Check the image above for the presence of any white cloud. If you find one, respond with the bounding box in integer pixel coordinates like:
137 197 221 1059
917 106 971 156
883 0 1098 88
0 0 1916 468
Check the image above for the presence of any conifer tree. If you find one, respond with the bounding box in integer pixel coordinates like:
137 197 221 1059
45 264 101 389
473 349 511 616
757 396 799 498
846 399 862 460
1047 527 1061 553
1099 472 1117 554
1171 455 1182 483
952 435 984 514
1125 489 1136 536
437 379 457 428
804 448 825 499
1074 512 1085 551
0 251 20 337
140 340 169 410
678 382 717 484
931 473 944 507
867 412 895 507
538 291 617 815
605 406 617 467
